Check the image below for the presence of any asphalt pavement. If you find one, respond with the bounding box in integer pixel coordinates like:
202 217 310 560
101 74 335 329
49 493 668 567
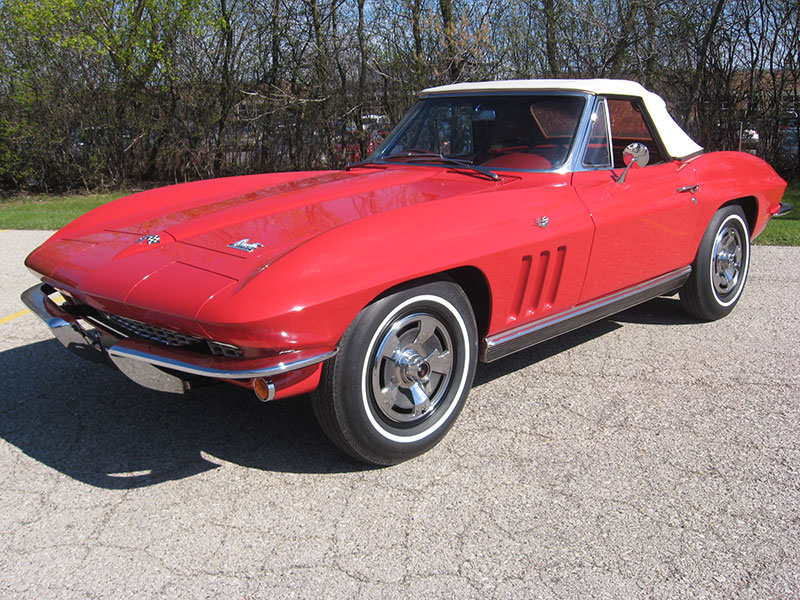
1 229 799 598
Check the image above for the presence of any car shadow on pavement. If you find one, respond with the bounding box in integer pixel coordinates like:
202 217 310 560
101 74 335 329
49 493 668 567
0 340 370 488
473 318 623 386
612 295 700 326
2 297 697 488
473 296 698 386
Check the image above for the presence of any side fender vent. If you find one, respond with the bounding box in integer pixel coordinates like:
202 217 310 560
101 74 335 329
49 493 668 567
507 246 567 323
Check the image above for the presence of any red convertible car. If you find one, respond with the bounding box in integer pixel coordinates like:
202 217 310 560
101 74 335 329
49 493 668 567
23 79 791 464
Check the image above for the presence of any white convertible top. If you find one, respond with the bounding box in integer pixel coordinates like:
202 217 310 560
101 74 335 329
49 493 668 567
422 79 703 160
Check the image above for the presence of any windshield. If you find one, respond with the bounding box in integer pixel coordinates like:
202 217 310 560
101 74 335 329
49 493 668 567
373 94 587 171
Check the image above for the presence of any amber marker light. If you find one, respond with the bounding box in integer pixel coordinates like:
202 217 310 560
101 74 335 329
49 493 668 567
254 377 276 402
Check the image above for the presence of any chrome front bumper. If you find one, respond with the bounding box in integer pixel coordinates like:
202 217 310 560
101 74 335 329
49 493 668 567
20 284 109 365
21 284 336 394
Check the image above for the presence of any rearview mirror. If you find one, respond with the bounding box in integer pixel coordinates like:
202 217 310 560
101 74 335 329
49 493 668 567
623 142 650 168
617 143 650 184
472 109 496 121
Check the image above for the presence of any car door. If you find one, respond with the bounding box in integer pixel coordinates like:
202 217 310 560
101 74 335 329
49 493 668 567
571 96 702 303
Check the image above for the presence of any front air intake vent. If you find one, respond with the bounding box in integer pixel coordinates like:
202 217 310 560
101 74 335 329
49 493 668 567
99 312 205 347
95 311 243 358
208 341 243 357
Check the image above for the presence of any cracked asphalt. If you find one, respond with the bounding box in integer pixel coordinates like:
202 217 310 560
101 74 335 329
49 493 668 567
1 229 799 598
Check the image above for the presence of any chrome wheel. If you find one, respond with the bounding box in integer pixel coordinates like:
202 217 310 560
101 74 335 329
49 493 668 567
712 225 743 298
680 205 750 321
311 280 477 465
371 312 454 423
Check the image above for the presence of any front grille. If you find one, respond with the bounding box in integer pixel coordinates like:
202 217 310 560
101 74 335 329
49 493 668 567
100 312 204 347
96 311 243 357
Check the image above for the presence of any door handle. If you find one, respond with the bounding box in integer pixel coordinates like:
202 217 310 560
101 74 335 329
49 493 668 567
677 184 700 193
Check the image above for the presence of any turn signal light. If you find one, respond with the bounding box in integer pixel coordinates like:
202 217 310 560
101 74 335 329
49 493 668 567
254 377 276 402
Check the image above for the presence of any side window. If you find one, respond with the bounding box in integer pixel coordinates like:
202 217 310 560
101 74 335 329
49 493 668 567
607 99 664 167
583 99 611 168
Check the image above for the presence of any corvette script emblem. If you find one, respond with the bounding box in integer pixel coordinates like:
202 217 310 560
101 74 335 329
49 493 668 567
227 238 263 252
137 234 161 245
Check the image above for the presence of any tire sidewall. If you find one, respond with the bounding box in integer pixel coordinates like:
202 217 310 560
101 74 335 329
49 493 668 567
335 282 478 462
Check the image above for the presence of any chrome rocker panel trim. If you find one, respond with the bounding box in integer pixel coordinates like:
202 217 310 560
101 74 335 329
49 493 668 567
483 266 692 362
21 283 337 393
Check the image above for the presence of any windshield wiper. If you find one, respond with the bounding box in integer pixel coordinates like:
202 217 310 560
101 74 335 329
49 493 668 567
382 152 500 181
344 158 385 171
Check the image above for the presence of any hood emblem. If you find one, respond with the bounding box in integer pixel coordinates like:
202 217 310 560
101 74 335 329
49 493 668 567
534 216 549 228
137 234 161 245
228 238 263 253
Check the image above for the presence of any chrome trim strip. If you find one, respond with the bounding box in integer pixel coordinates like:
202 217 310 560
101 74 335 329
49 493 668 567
83 314 130 339
567 94 603 173
483 266 692 362
106 344 338 380
580 97 612 169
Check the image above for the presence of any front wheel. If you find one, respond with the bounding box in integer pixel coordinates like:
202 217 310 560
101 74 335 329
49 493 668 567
680 205 750 321
312 280 478 465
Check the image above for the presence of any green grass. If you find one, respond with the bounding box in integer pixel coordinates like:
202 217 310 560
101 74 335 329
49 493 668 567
0 192 127 229
0 183 798 244
754 181 800 246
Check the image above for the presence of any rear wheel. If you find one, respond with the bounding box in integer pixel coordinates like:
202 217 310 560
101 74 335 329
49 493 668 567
680 205 750 321
312 280 478 465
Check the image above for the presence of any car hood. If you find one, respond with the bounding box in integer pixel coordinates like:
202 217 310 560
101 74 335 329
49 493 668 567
152 168 480 261
27 167 518 318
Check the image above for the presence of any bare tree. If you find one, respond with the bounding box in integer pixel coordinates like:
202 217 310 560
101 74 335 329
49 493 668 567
1 0 797 190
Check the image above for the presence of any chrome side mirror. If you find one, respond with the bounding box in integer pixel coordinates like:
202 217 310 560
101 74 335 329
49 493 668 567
617 142 650 184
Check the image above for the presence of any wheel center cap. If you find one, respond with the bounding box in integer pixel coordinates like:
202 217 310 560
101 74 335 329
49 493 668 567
717 250 739 271
417 361 431 380
396 349 431 385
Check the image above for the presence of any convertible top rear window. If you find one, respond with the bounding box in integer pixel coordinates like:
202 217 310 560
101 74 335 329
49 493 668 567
374 94 586 171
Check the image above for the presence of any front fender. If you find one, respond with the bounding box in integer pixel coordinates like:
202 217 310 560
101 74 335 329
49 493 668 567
195 196 490 353
690 152 787 238
195 177 590 353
